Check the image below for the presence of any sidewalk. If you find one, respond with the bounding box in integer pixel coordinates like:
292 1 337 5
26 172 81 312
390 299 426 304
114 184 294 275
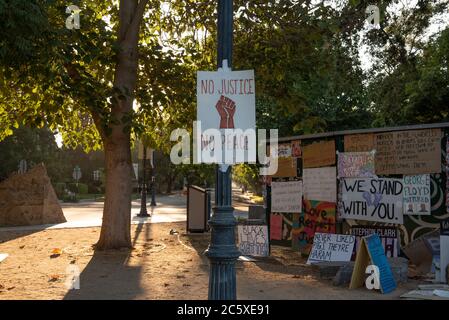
0 192 250 232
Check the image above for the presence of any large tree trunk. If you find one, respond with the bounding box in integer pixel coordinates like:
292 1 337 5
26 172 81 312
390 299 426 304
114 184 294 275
95 0 148 250
97 135 133 249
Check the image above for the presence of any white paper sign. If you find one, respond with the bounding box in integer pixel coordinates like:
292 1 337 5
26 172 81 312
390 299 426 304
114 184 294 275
303 167 337 202
340 178 404 224
403 175 431 215
278 143 292 158
237 225 269 257
197 65 256 164
271 180 303 213
307 233 355 264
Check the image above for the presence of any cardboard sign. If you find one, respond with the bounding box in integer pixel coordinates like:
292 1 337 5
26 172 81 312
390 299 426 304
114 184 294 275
340 178 404 224
292 200 336 254
337 151 375 178
350 226 398 258
197 67 256 163
403 175 431 215
375 129 441 175
303 140 335 168
303 167 337 202
271 180 303 213
237 225 269 257
307 233 355 264
271 157 297 177
270 214 283 240
291 140 302 158
278 143 292 158
446 138 449 213
350 234 397 294
344 133 375 152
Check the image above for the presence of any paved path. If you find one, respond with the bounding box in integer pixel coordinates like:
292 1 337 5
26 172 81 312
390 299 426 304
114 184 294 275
0 193 249 232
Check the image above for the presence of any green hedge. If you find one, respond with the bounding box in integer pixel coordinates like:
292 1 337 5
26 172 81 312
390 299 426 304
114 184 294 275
53 182 66 198
67 182 88 194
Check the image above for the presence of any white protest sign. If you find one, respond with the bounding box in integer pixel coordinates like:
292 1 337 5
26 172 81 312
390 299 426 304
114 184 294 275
403 175 431 215
307 233 355 264
237 225 269 257
278 143 292 158
337 151 375 178
271 180 303 213
303 167 337 202
196 61 256 164
340 178 404 224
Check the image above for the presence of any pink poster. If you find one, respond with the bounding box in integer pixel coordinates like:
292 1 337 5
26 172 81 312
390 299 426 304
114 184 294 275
270 214 283 240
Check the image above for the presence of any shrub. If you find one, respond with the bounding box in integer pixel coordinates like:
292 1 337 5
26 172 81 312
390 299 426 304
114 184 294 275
53 182 66 198
67 182 88 194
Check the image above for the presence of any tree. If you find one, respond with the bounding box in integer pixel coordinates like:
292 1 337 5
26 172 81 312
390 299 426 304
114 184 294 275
0 0 151 249
364 0 449 126
0 126 67 182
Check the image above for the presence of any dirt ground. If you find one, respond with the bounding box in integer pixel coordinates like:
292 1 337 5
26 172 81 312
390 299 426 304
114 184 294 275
0 222 420 300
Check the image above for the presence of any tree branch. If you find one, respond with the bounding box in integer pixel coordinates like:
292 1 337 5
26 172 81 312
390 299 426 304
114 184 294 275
125 0 149 44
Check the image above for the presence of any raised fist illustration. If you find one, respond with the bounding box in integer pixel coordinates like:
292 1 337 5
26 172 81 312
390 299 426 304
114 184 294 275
215 95 236 129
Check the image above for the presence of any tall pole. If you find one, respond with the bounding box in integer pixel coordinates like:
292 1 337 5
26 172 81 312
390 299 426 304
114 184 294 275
138 145 149 217
205 0 240 300
150 150 157 207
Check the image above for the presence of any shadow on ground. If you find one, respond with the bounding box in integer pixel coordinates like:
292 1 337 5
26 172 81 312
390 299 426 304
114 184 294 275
0 229 45 243
63 225 152 300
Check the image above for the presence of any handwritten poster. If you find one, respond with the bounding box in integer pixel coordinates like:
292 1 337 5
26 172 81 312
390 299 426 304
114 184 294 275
365 234 397 294
271 157 297 177
270 214 283 240
403 175 431 215
303 167 337 202
292 200 336 254
375 129 441 175
337 151 375 178
350 226 399 258
307 233 355 264
344 133 375 152
291 140 302 158
303 140 335 168
446 139 449 213
340 178 404 224
278 143 292 158
271 180 303 213
197 68 255 163
237 225 269 257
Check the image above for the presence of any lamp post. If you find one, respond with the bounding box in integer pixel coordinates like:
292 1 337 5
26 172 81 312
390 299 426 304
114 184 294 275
205 0 240 300
93 170 100 200
138 145 150 217
72 165 82 202
150 149 157 207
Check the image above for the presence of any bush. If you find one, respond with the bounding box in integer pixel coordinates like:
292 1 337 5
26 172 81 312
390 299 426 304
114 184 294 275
63 193 78 203
88 183 102 194
53 182 66 199
67 182 88 194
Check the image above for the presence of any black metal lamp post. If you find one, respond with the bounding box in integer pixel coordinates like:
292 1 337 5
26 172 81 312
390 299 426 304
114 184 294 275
205 0 240 300
150 149 157 207
138 145 150 217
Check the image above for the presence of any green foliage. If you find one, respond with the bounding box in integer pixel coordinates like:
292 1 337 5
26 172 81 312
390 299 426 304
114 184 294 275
0 126 69 181
67 182 88 194
0 0 448 195
233 164 262 195
53 182 66 198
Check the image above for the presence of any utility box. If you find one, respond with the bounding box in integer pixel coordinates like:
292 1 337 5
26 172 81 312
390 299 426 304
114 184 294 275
187 185 209 233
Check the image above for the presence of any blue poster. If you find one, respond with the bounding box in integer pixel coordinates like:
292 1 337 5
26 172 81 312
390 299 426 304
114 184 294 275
365 234 397 294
